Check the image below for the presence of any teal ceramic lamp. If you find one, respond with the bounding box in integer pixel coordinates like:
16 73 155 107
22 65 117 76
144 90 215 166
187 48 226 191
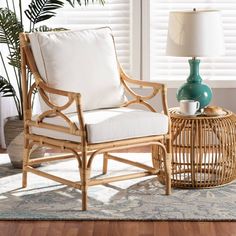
166 9 225 109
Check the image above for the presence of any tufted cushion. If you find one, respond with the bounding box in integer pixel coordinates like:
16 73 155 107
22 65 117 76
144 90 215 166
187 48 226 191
31 107 169 144
28 27 127 112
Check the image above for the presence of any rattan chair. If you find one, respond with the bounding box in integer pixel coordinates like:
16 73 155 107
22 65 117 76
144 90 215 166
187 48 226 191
19 27 172 211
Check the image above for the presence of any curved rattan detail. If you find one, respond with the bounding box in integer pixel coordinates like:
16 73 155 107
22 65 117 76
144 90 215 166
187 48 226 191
122 99 157 112
36 110 79 134
120 68 163 112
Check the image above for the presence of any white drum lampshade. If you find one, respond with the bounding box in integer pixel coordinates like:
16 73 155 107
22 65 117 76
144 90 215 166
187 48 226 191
166 10 225 57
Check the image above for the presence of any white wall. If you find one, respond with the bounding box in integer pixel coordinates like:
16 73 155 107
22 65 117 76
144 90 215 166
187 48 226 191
132 88 236 113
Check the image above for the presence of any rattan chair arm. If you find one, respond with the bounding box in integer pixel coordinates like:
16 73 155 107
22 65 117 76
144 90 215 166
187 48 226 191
38 80 80 98
120 66 163 88
120 67 164 100
35 79 82 112
121 72 164 89
120 67 169 116
29 79 86 137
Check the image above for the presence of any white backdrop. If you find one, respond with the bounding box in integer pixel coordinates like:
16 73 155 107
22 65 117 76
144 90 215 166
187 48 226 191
0 42 18 148
0 0 17 148
0 0 23 148
0 98 17 148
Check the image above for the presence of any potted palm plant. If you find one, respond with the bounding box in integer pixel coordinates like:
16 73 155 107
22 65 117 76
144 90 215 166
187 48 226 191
0 0 104 168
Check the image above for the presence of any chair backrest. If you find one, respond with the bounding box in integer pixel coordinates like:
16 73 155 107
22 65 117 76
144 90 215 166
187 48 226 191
28 27 127 112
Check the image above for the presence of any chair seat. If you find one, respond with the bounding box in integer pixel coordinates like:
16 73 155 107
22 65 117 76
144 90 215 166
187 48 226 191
32 107 168 144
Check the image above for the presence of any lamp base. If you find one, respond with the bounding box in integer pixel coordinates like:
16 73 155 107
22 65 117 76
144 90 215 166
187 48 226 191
176 59 212 109
177 82 212 109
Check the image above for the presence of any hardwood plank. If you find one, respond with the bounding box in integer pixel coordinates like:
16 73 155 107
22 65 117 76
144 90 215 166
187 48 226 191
76 221 94 236
198 222 216 236
183 222 201 236
154 221 170 236
47 221 66 236
138 221 154 236
215 222 236 236
31 221 50 236
108 221 139 236
93 221 109 236
0 221 235 236
0 221 17 236
15 222 34 236
61 221 80 236
169 221 186 236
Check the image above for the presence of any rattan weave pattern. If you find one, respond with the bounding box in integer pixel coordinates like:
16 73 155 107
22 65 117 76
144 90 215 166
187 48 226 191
168 107 236 188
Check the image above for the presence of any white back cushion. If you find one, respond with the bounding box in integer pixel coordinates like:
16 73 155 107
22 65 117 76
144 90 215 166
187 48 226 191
28 28 127 112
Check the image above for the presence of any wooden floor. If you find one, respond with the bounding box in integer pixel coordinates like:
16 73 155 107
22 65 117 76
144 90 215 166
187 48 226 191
0 147 235 236
0 221 235 236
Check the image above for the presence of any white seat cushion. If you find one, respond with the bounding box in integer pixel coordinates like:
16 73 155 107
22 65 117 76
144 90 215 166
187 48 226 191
31 108 168 144
28 27 127 112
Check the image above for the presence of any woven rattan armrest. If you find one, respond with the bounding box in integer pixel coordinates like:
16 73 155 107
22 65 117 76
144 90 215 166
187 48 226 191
120 68 169 116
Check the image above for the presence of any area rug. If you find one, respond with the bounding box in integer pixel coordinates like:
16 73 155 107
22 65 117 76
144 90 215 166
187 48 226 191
0 153 235 221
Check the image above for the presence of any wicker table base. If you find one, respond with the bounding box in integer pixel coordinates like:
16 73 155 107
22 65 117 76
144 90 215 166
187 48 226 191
167 107 236 188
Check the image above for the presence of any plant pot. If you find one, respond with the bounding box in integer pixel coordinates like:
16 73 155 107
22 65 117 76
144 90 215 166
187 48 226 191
4 116 44 168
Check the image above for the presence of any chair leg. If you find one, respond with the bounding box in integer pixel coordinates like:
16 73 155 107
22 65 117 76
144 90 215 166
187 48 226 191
82 187 88 211
165 153 172 195
80 170 88 211
102 152 108 174
22 144 30 188
81 168 88 211
79 165 88 211
165 137 172 195
151 144 160 169
81 149 88 211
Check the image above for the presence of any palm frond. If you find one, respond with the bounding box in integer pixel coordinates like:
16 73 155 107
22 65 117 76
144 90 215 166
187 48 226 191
0 75 16 97
7 53 21 68
74 0 105 5
24 0 65 25
0 8 23 68
64 0 74 7
33 25 67 32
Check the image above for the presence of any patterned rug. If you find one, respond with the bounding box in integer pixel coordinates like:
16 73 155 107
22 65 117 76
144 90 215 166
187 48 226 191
0 153 236 220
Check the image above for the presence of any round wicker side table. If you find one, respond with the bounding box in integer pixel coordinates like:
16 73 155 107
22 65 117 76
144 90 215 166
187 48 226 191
168 107 236 188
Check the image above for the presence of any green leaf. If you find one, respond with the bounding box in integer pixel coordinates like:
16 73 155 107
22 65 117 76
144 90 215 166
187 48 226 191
33 25 67 32
24 0 105 26
64 0 75 7
0 75 16 97
24 0 65 25
74 0 105 6
0 8 23 68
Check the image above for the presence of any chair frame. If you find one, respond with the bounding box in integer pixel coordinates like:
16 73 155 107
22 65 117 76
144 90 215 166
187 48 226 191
19 32 172 211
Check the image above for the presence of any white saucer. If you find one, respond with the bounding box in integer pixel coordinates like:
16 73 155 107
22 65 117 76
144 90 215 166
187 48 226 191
176 109 202 117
